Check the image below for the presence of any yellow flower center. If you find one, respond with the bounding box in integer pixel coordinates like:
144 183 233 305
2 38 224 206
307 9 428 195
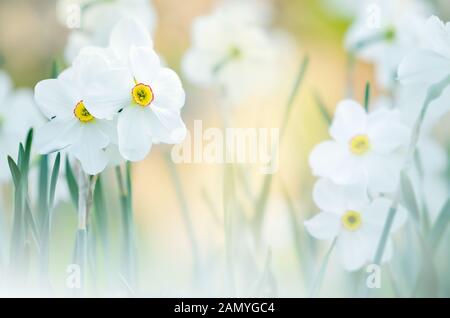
349 134 370 155
342 210 362 231
132 83 154 107
73 101 94 123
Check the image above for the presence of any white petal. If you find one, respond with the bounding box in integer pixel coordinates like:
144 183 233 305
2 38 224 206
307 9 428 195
312 178 369 215
367 109 410 154
309 141 365 185
34 78 79 119
84 68 132 119
304 212 340 240
35 119 81 154
152 68 186 111
336 231 369 271
129 46 161 84
105 143 124 168
72 48 112 85
363 198 407 232
110 18 153 62
398 49 450 85
69 123 110 175
422 16 450 59
330 99 367 144
148 108 187 144
366 153 403 193
117 106 153 161
309 141 346 178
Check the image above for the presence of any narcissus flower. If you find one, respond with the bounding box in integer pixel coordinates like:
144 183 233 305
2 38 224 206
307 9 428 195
398 16 450 87
85 18 186 161
0 71 45 182
309 99 410 193
181 1 290 102
345 0 428 88
304 178 407 271
34 53 117 175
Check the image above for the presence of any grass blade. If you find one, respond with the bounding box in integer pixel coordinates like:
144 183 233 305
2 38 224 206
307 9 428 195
429 199 450 249
313 91 332 125
309 238 337 297
364 82 371 112
8 156 21 188
49 153 61 207
400 171 420 223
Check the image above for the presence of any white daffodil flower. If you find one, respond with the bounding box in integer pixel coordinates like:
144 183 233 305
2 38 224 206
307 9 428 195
398 15 450 87
62 0 157 63
0 71 45 182
305 178 407 271
34 52 117 175
345 0 428 88
309 99 410 193
181 3 284 103
83 18 186 162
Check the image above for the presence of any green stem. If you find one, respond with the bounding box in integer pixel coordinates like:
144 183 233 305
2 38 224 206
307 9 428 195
367 74 450 296
164 154 201 281
73 165 97 296
115 164 137 291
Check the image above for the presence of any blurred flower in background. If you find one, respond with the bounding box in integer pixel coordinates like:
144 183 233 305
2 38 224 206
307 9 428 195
182 0 297 104
58 0 157 62
345 0 430 89
0 71 44 182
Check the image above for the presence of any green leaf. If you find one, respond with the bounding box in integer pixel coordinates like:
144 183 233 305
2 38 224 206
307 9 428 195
24 129 33 165
280 55 309 138
253 174 273 233
49 153 61 207
429 199 450 249
126 161 132 208
24 197 40 251
51 59 63 78
65 156 79 209
93 176 109 253
364 82 371 112
164 154 200 270
313 91 332 125
8 156 21 188
17 143 25 172
253 56 309 234
38 155 49 230
400 171 420 223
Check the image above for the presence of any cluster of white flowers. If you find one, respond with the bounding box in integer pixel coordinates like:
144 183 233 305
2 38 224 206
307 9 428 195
305 0 450 270
34 18 186 175
0 71 44 182
58 0 157 63
182 0 296 103
306 9 450 271
306 100 409 271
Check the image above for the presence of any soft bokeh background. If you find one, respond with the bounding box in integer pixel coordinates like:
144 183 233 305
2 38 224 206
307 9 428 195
1 0 450 297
